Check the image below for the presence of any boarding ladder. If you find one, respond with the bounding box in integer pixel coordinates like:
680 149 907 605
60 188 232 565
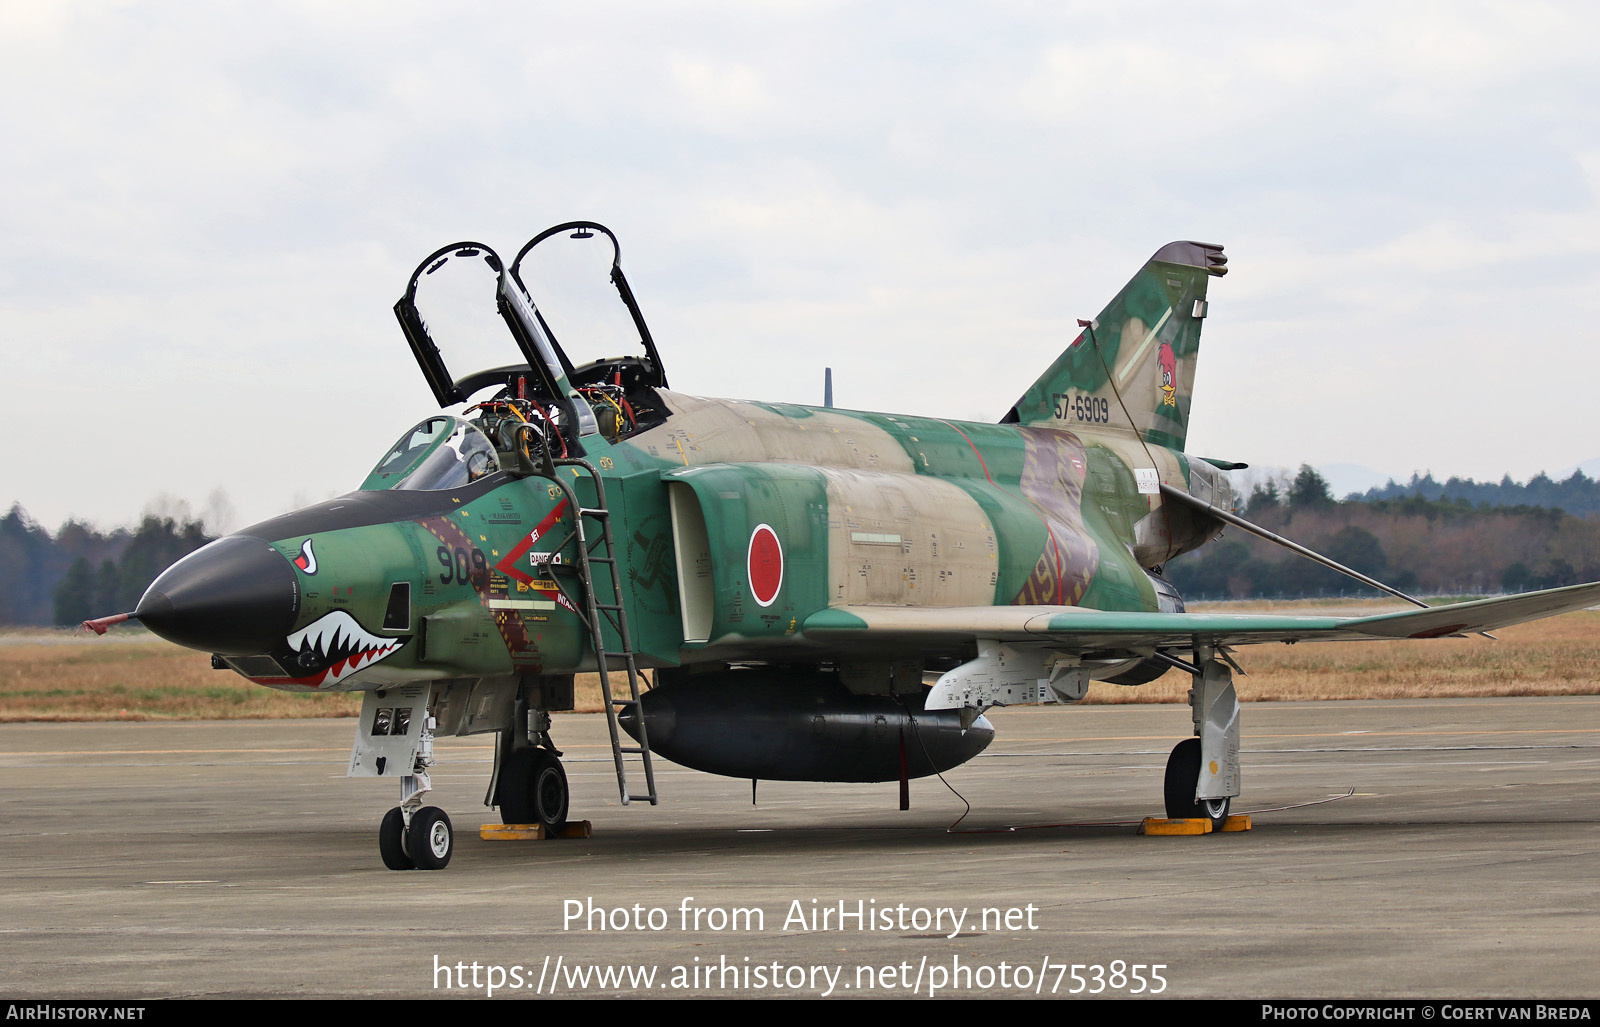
548 458 659 807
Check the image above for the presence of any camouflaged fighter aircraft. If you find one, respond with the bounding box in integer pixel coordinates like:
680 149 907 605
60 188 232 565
97 222 1600 870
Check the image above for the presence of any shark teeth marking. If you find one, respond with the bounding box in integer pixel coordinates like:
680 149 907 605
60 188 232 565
285 610 404 687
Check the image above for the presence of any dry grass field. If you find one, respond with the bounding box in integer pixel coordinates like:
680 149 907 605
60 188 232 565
3 599 1596 721
1085 602 1600 704
0 633 362 721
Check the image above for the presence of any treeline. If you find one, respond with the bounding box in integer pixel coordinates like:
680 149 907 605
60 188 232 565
1167 466 1600 599
1355 469 1600 517
6 463 1599 622
0 504 214 627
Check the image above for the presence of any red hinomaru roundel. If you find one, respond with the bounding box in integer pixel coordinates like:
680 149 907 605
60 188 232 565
747 523 783 607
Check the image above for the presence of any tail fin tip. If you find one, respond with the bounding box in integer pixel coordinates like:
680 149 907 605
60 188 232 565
1153 240 1228 276
1002 239 1227 450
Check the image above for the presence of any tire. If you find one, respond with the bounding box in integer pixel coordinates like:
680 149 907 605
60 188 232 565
1163 738 1231 829
379 806 414 871
407 806 453 870
500 748 569 832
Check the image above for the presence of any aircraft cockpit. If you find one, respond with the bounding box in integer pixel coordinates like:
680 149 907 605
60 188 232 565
360 415 501 492
393 222 668 467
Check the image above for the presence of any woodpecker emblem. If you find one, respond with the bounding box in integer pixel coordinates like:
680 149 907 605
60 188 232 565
1158 342 1177 407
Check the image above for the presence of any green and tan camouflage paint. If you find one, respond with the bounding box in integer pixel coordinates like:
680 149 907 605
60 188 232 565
242 240 1233 689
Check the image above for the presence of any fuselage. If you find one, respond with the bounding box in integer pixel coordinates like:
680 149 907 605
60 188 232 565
140 387 1229 692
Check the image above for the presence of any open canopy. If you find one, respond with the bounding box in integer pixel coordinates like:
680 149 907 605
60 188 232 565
394 222 665 412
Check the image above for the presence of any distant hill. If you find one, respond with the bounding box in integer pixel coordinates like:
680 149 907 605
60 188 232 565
1353 469 1600 518
1166 465 1600 601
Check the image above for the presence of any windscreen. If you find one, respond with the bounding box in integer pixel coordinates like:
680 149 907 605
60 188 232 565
363 417 500 491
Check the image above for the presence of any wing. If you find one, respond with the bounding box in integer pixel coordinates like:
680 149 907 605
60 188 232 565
801 580 1600 653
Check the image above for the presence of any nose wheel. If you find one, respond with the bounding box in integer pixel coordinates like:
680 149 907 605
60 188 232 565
379 807 413 870
378 805 453 870
409 806 454 869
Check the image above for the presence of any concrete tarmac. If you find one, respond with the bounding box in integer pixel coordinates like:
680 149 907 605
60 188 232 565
2 696 1598 999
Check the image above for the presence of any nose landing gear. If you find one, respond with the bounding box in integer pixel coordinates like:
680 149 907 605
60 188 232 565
378 804 455 870
361 692 455 870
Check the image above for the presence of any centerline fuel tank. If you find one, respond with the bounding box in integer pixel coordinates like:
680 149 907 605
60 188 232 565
618 669 993 782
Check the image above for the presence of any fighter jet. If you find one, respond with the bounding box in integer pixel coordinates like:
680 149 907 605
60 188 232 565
95 222 1600 869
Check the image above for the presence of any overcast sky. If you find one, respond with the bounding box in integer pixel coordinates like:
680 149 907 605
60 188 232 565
5 1 1599 532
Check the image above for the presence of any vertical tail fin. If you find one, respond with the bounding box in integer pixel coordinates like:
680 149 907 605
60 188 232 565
1002 241 1226 452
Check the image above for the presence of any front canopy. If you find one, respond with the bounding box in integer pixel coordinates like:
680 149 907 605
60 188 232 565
361 416 500 492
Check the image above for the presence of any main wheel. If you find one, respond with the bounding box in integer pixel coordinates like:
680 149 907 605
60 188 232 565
1163 738 1231 829
407 806 453 870
500 748 569 833
379 806 414 871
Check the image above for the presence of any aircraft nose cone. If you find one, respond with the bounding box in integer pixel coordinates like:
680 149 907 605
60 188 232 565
135 536 300 655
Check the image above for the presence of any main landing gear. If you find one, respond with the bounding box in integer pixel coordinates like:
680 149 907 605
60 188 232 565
492 707 571 833
497 746 570 833
1164 738 1230 829
1163 645 1240 830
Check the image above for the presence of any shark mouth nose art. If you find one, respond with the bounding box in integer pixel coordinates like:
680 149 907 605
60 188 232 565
285 610 406 686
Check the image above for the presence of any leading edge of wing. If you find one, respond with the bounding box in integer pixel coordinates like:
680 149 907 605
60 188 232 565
1339 579 1600 638
801 581 1600 650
